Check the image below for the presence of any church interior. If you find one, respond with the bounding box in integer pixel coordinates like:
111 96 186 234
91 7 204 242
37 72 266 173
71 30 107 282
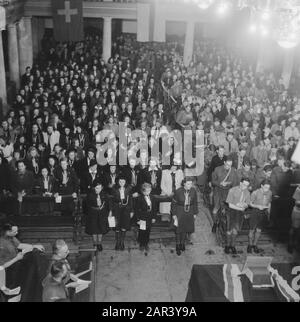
0 0 300 303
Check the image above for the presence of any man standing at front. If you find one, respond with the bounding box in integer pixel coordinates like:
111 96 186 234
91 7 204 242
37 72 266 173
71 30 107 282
211 156 239 233
225 178 251 255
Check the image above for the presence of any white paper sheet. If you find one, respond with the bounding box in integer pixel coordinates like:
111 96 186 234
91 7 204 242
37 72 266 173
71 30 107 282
174 217 178 227
3 287 21 296
8 294 21 302
55 196 62 204
75 281 91 294
108 216 116 228
292 141 300 165
139 220 146 231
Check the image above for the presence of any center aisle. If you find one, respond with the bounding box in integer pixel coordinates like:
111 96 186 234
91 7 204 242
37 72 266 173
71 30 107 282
94 193 227 302
94 192 296 302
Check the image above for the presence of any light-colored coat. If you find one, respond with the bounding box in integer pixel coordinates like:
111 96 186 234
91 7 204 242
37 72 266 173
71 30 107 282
43 131 60 152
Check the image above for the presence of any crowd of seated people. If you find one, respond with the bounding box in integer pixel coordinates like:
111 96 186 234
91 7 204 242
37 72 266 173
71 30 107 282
0 31 300 259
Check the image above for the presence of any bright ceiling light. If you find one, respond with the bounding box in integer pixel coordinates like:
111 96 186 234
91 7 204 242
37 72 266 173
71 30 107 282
261 10 271 21
261 26 269 37
197 0 214 10
217 2 229 15
249 24 257 33
277 40 299 49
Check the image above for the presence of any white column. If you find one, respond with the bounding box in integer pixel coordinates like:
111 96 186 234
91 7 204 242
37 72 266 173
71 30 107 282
8 23 20 90
18 17 33 77
0 30 7 114
137 3 150 42
184 21 195 67
102 17 112 62
282 49 295 90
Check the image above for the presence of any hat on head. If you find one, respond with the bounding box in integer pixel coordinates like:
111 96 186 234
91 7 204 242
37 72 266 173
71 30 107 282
93 178 104 188
89 159 97 168
87 146 96 154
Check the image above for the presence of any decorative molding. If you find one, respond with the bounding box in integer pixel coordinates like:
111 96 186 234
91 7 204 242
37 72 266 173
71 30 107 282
2 0 25 25
0 6 5 30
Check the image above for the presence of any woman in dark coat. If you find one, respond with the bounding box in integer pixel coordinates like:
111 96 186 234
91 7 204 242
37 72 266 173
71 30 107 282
34 167 56 215
135 183 157 254
171 177 198 256
111 175 134 251
85 179 110 252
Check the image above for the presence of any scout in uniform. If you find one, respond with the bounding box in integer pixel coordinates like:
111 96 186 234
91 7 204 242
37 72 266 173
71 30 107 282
171 177 198 256
111 176 134 251
85 179 110 252
225 178 251 255
248 180 272 254
288 185 300 253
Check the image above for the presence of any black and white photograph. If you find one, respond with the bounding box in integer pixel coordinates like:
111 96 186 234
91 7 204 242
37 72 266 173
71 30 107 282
0 0 300 308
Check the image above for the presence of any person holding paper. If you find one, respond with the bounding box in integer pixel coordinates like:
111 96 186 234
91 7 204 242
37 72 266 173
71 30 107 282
10 160 35 214
42 261 70 302
288 184 300 254
85 179 110 252
111 175 134 251
135 183 157 254
248 180 272 254
171 177 198 256
225 178 251 255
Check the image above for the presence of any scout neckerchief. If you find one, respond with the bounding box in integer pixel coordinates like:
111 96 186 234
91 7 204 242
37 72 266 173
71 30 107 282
150 169 157 188
184 189 191 213
119 187 129 206
97 192 105 210
221 166 232 186
145 195 152 212
62 170 69 185
131 168 137 186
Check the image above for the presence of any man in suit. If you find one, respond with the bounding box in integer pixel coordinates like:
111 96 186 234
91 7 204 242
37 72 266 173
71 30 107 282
140 158 162 196
27 123 44 149
10 160 35 215
54 158 79 217
59 126 73 151
80 160 102 194
223 132 239 156
67 149 80 177
77 147 97 181
211 157 239 233
122 158 142 195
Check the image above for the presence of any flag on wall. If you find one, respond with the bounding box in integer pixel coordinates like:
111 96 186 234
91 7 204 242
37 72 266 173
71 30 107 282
52 0 84 42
